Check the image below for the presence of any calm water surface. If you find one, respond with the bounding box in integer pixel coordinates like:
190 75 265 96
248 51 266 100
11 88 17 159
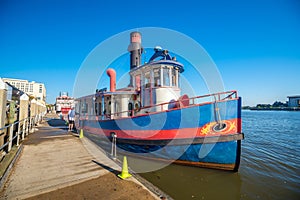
138 111 300 200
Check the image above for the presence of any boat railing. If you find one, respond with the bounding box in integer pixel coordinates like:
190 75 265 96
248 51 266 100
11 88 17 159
139 90 237 113
188 90 237 105
81 90 237 120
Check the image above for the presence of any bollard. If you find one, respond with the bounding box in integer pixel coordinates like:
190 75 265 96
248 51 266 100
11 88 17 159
111 133 117 159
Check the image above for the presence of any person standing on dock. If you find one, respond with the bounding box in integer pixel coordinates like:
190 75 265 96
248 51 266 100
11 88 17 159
68 107 75 132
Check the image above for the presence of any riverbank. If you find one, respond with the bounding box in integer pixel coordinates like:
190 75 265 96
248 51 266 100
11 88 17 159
243 107 300 111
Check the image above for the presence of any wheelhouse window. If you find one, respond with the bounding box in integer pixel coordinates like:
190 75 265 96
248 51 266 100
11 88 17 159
95 101 98 115
99 103 102 115
153 68 161 87
171 69 177 87
144 71 151 88
163 67 170 86
81 101 88 113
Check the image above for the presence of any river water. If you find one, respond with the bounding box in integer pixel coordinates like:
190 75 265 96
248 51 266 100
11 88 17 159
84 110 300 199
138 111 300 200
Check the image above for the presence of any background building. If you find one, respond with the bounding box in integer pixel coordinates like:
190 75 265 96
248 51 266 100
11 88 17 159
2 78 46 103
287 96 300 107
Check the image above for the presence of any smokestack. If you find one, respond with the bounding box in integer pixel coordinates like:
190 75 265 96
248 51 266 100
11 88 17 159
127 32 143 70
106 68 116 92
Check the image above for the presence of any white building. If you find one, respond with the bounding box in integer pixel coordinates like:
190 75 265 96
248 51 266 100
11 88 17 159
288 96 300 107
2 78 46 103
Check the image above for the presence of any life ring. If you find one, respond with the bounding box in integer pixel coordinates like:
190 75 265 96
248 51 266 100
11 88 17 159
134 101 141 112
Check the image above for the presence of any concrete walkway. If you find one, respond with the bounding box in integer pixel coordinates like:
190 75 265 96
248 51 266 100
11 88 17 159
0 115 159 199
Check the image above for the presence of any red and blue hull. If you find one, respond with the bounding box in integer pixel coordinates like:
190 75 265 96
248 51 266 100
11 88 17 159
76 97 243 171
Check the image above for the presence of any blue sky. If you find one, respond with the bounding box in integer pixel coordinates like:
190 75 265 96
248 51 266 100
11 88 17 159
0 0 299 106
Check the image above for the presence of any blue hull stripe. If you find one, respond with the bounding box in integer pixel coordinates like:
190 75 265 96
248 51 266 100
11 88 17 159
117 141 238 164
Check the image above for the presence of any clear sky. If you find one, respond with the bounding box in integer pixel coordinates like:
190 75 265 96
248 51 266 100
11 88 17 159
0 0 299 106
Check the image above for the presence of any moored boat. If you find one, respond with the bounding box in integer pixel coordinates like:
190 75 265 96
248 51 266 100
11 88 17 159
55 92 75 119
75 32 244 171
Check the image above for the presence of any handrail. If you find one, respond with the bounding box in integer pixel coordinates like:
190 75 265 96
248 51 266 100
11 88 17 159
0 118 27 131
78 90 238 120
0 112 45 153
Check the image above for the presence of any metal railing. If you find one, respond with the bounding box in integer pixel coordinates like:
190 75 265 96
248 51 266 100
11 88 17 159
0 113 44 153
78 90 238 120
138 90 238 114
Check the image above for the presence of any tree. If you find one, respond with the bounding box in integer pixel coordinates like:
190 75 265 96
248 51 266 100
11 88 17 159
272 101 287 107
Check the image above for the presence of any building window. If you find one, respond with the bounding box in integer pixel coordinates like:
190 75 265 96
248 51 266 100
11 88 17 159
20 83 25 91
25 84 29 92
30 84 33 92
39 85 43 93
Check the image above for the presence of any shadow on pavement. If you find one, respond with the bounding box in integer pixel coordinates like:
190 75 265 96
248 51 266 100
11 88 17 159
46 119 78 133
47 119 67 127
92 160 120 176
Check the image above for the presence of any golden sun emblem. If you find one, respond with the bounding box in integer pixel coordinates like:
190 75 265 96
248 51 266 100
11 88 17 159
199 120 236 135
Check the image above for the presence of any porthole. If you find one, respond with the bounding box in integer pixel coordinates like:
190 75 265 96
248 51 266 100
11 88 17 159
213 123 227 132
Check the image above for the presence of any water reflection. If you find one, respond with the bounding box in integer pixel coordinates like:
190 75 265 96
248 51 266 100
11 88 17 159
140 163 241 200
